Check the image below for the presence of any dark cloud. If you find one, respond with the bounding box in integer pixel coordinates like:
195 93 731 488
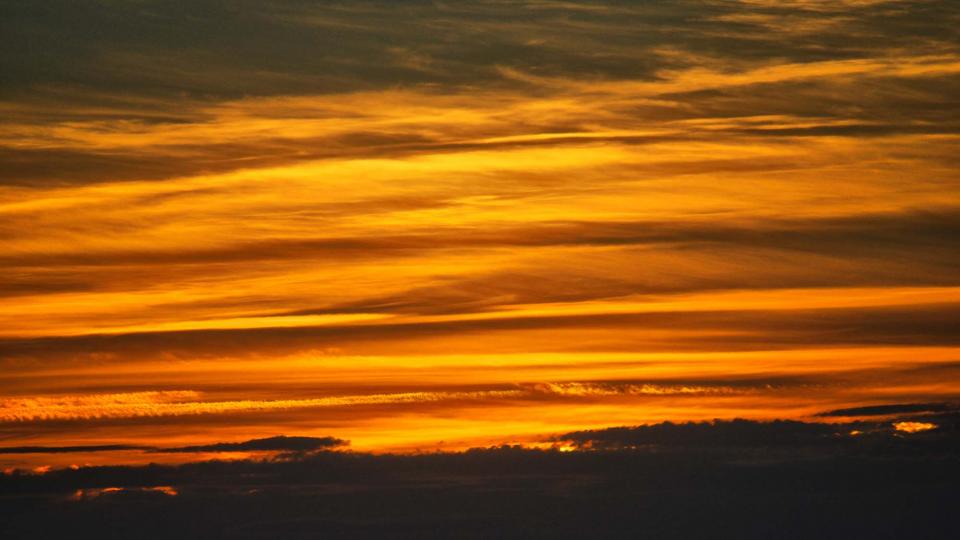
556 414 960 452
0 444 146 455
552 414 960 461
557 418 853 449
155 435 347 453
0 131 686 187
4 298 959 367
4 208 959 270
2 418 959 539
0 1 676 101
817 402 959 417
3 1 957 185
0 436 346 455
0 274 94 299
3 0 955 99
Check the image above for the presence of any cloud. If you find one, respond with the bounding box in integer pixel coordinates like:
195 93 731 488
4 296 959 366
556 414 960 451
0 381 763 426
816 402 958 417
2 0 958 188
555 418 851 449
524 382 742 397
1 1 959 510
0 389 525 423
2 411 958 538
154 435 347 453
0 436 346 455
2 418 960 539
0 444 147 455
5 208 960 267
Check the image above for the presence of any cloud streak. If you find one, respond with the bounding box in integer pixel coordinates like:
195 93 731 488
0 389 526 423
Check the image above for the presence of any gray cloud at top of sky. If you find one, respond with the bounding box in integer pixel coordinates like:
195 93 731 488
2 1 957 107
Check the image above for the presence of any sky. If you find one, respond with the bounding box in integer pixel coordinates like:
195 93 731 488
1 0 960 478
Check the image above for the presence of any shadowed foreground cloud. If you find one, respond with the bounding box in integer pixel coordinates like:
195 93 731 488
817 402 960 417
156 435 347 454
555 413 960 451
2 416 958 539
0 435 346 455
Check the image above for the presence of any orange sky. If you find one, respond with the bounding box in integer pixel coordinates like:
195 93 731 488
1 0 959 470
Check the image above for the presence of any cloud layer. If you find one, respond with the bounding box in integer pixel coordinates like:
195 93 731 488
3 416 959 538
1 0 959 469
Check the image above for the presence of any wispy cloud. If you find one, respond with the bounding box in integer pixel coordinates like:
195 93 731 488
0 389 526 422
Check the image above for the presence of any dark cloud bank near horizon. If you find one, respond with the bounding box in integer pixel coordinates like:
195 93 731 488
3 414 959 539
3 0 959 537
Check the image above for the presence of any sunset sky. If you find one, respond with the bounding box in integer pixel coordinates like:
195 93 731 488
2 0 959 474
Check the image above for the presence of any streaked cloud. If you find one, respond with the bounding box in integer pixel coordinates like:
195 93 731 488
1 0 958 469
0 389 525 422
